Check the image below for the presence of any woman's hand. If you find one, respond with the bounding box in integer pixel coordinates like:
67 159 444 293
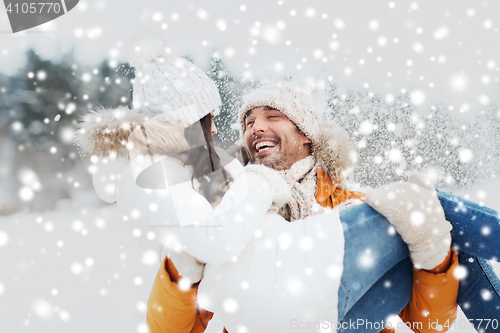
244 164 291 212
167 251 205 284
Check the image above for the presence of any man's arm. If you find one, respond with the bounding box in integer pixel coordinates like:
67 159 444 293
380 249 459 333
147 257 213 333
398 249 459 332
315 167 459 333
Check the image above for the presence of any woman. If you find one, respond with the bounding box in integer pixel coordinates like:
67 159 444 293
76 45 498 332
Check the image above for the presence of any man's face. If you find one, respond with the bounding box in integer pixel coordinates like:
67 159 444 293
243 106 311 171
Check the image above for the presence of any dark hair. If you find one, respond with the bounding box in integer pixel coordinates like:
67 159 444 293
183 113 231 206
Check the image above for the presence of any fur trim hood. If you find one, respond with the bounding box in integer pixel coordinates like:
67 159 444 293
313 121 357 183
75 106 189 158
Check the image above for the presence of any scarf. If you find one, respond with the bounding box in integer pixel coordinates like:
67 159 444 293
278 156 325 221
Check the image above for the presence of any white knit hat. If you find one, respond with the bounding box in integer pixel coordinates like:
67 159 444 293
238 83 322 142
128 39 221 128
238 82 358 183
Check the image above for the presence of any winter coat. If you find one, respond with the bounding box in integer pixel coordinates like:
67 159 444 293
147 182 459 333
76 107 458 333
76 107 346 331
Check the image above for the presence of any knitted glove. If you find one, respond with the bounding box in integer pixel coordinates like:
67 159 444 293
365 172 452 269
244 164 292 211
167 250 205 283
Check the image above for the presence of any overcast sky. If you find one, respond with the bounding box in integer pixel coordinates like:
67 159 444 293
0 0 498 113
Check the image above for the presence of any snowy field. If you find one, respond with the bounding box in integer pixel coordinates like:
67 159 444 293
1 0 499 332
0 204 158 333
1 180 500 333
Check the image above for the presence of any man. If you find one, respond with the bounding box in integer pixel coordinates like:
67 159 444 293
147 83 459 333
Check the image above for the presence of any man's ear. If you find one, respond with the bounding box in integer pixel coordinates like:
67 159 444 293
302 134 312 156
301 133 311 144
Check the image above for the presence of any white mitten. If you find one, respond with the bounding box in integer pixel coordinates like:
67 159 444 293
244 164 292 211
365 172 452 269
167 250 205 283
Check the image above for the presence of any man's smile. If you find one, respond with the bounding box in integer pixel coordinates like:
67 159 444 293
254 139 279 155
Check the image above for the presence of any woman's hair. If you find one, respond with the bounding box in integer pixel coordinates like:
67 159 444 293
183 113 231 206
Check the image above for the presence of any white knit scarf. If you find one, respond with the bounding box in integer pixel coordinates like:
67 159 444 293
278 156 325 221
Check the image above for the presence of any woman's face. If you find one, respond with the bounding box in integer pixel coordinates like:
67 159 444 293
211 111 217 135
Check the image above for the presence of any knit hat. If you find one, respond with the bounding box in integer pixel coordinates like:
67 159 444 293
128 38 221 128
239 83 322 141
238 82 357 183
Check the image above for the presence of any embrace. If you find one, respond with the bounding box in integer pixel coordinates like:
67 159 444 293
76 43 500 332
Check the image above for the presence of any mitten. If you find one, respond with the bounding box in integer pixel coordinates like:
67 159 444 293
167 250 205 283
365 172 452 269
244 164 292 210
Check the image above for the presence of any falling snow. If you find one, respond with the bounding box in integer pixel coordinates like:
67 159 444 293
0 1 499 332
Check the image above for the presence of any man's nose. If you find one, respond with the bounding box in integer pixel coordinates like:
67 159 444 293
251 119 267 134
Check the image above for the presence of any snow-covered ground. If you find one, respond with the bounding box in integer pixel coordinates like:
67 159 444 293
1 178 500 333
0 204 158 333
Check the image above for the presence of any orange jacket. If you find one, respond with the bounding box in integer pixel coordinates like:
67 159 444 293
147 258 216 333
385 249 458 333
147 166 459 333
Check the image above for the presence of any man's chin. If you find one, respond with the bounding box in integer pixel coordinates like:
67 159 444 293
246 146 285 170
252 155 285 170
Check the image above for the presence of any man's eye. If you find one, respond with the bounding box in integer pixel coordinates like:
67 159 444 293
246 121 254 127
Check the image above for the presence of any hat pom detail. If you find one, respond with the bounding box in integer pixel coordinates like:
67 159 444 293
126 30 169 68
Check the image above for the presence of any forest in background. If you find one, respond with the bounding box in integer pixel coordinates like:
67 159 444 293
0 50 499 215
